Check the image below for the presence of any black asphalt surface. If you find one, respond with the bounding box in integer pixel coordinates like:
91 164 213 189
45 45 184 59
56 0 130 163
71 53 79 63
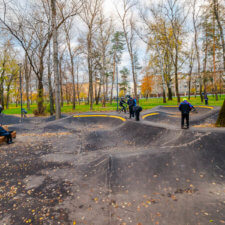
143 106 220 127
0 107 224 225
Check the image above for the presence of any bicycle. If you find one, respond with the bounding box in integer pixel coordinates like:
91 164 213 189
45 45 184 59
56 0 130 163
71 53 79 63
118 104 128 114
191 106 198 114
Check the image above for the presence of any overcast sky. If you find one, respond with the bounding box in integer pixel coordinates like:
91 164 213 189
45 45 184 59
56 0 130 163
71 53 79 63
0 0 209 85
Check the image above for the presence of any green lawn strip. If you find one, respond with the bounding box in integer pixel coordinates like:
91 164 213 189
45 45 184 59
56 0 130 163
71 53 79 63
2 95 225 115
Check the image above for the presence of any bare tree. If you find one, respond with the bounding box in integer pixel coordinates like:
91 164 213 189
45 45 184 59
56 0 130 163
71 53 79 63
117 0 139 101
24 54 31 110
213 0 225 72
0 0 80 115
188 43 195 99
95 11 113 106
192 0 203 101
139 4 173 102
79 0 103 110
163 0 189 103
63 18 82 110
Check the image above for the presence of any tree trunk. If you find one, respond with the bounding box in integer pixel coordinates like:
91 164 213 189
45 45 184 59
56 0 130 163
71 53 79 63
167 86 173 101
203 34 208 93
24 54 30 110
213 0 225 71
96 81 101 105
110 53 116 104
51 0 61 119
64 22 76 109
102 75 106 107
0 72 5 109
76 65 80 105
87 33 93 110
131 53 138 101
213 14 218 101
72 66 76 109
37 78 44 114
175 46 180 103
166 70 173 100
30 82 33 105
59 60 64 107
0 82 4 109
48 45 55 115
6 82 12 109
162 88 166 104
188 75 191 100
193 9 203 103
195 80 197 98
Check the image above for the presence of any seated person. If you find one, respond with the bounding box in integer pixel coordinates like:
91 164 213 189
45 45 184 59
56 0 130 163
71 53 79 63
0 125 14 144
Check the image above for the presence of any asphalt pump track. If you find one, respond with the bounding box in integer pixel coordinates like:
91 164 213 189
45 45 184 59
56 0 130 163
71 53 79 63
0 106 224 225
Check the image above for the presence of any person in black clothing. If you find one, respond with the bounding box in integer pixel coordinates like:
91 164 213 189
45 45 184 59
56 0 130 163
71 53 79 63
127 97 135 118
119 98 127 113
133 106 142 121
179 98 193 129
0 125 13 144
204 93 208 105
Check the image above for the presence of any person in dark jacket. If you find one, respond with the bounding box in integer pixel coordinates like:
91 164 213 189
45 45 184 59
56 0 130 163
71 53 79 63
119 98 127 113
133 97 137 107
0 125 13 144
127 97 135 118
179 98 193 129
133 106 142 121
0 105 3 114
204 93 208 105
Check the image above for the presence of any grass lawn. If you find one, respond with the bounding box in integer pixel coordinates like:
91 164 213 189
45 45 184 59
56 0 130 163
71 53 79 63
2 95 225 115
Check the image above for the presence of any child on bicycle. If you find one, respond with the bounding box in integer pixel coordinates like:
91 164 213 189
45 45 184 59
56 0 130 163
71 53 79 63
119 98 127 113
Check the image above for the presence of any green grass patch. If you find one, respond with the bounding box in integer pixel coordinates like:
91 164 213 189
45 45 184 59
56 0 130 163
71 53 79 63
2 95 225 115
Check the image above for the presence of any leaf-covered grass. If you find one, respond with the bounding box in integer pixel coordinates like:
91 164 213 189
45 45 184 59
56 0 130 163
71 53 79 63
2 94 225 115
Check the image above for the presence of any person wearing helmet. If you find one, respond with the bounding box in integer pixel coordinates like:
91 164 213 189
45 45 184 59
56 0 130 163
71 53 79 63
119 98 127 113
127 97 135 118
179 98 193 129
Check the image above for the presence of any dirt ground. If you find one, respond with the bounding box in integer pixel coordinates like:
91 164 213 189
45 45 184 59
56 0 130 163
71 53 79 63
0 107 224 225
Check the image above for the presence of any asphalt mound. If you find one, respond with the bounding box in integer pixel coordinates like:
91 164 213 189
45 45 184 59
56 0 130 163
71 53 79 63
79 120 225 224
0 114 24 125
1 111 224 225
143 106 218 127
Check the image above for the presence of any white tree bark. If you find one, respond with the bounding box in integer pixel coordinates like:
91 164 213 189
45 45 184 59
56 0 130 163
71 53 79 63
51 0 61 119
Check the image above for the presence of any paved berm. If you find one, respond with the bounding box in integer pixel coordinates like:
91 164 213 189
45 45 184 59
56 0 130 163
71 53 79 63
0 106 224 225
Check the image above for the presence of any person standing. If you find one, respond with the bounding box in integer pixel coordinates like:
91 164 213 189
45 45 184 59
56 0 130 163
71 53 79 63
133 97 137 107
127 97 134 118
204 93 208 105
133 105 142 121
0 105 3 114
179 98 193 129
